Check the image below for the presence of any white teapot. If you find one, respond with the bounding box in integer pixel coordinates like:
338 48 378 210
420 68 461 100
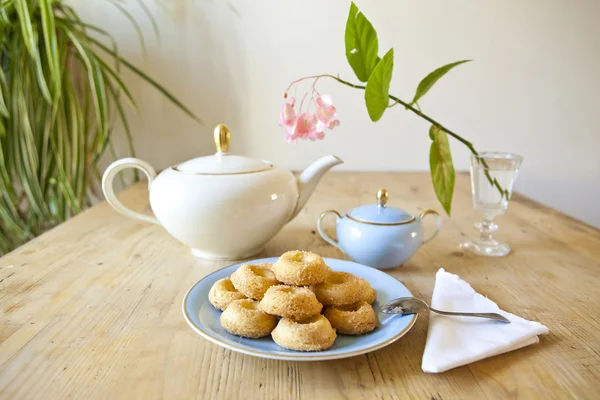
102 124 342 260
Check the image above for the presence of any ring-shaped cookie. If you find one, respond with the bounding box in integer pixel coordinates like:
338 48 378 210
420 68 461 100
356 276 377 304
272 251 330 286
271 315 337 351
260 285 322 320
312 271 363 306
230 263 279 300
208 277 247 310
324 301 378 335
220 299 277 338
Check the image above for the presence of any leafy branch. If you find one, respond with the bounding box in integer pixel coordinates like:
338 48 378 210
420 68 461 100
336 2 507 214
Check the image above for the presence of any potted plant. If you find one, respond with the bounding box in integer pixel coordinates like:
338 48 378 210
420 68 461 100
0 0 200 254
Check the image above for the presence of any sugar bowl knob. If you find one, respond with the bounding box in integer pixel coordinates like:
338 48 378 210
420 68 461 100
377 188 389 207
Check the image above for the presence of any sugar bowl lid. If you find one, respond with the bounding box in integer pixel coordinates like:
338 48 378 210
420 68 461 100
173 124 273 174
347 189 416 225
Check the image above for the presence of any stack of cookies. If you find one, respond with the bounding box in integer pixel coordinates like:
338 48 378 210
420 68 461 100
208 250 378 352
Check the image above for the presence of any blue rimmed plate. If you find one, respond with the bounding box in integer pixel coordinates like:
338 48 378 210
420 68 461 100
182 257 417 361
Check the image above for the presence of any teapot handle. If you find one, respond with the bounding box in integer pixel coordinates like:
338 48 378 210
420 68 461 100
102 158 160 225
317 210 342 249
420 209 441 244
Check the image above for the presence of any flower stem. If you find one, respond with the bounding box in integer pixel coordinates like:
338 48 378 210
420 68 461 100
319 74 508 198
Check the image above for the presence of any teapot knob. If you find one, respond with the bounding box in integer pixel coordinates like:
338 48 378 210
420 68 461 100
214 124 231 153
376 188 389 207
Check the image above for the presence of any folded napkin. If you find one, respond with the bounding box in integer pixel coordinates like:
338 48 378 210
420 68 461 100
422 268 549 373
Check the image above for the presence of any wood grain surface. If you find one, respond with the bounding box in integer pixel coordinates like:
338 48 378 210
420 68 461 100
0 172 599 400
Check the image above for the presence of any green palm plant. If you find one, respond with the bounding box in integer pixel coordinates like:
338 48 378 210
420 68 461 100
0 0 200 254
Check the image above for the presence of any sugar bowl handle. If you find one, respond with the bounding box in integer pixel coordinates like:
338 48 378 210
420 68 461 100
317 210 342 249
419 209 442 245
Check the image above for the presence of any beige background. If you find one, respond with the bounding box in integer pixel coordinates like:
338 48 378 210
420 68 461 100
72 0 600 227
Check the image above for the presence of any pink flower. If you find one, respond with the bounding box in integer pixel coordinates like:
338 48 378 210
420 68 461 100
285 127 297 143
315 95 337 124
309 122 326 141
284 113 315 142
327 119 340 129
284 122 296 142
294 113 316 139
279 99 296 127
280 81 341 142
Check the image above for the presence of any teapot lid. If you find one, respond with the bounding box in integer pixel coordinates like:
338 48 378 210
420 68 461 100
347 189 416 225
172 124 273 174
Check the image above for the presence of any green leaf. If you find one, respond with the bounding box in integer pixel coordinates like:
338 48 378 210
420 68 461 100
50 101 82 214
60 28 109 152
227 2 241 17
90 58 109 155
31 35 53 104
14 0 35 57
17 22 53 104
364 48 394 122
64 73 87 203
0 65 8 117
411 60 471 106
345 2 379 82
0 6 11 26
92 38 203 124
429 125 455 215
136 0 160 41
39 0 61 98
93 54 137 109
108 0 147 56
105 76 139 181
12 63 48 217
56 17 123 79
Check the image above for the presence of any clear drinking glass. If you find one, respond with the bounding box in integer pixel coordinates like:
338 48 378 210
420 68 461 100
460 152 523 256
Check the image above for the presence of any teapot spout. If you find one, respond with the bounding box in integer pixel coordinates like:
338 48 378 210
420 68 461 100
290 155 343 221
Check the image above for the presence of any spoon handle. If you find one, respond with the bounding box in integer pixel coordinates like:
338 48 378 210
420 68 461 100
429 307 510 323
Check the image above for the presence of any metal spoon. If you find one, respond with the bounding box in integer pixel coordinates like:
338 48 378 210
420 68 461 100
379 297 510 323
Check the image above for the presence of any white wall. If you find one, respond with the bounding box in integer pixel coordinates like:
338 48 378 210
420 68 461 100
72 0 600 227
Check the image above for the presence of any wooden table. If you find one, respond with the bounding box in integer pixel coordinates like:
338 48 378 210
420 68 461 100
0 172 599 399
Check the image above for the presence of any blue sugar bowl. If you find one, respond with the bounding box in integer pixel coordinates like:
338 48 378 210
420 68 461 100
317 188 442 269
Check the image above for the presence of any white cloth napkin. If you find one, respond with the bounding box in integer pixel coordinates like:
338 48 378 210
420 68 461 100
421 268 549 373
